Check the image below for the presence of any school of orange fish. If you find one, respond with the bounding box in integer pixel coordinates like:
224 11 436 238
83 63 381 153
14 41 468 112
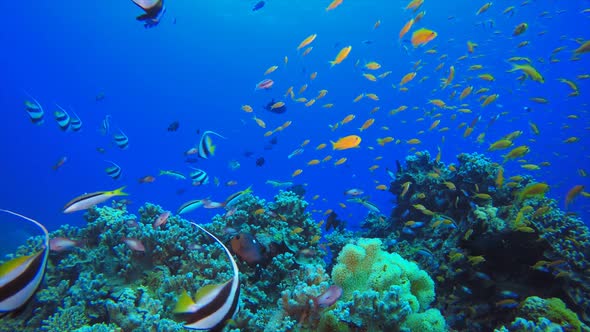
239 0 590 217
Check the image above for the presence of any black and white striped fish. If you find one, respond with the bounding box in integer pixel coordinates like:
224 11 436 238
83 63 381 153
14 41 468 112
198 131 227 159
54 104 71 131
190 168 209 186
70 112 83 132
99 115 111 135
24 97 44 125
0 209 49 313
105 161 122 180
173 224 240 330
113 130 129 149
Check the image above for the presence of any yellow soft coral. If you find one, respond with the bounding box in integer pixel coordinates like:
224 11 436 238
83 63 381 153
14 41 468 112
402 309 447 332
331 238 436 311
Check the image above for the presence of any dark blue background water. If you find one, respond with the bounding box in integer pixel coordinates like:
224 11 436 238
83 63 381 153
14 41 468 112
1 0 588 233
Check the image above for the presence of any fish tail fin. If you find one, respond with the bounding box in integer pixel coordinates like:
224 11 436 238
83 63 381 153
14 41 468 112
111 186 129 197
330 140 337 150
244 185 253 195
329 61 336 67
173 290 196 314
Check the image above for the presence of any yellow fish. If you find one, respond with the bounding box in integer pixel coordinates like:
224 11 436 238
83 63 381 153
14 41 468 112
330 46 352 66
331 135 361 150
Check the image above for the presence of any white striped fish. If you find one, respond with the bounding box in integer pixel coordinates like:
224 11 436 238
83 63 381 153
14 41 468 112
177 200 204 215
63 186 128 213
174 224 240 330
0 209 49 313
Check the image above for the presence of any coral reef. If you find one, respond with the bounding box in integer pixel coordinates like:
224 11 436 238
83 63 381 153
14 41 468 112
371 151 590 331
2 151 588 332
0 190 328 331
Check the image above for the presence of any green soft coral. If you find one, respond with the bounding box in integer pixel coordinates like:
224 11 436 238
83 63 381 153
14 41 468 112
330 238 445 331
519 296 583 332
332 238 435 311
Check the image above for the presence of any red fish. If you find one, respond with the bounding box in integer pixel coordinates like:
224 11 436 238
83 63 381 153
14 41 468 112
153 211 170 229
230 233 266 266
49 237 81 252
139 175 156 183
52 156 67 171
314 285 343 308
202 199 226 209
122 237 146 252
256 79 274 90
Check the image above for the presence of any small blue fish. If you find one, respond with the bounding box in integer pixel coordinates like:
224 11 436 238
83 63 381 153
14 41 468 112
252 1 265 11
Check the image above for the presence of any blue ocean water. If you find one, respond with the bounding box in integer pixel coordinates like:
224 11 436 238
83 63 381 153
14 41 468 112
0 0 588 234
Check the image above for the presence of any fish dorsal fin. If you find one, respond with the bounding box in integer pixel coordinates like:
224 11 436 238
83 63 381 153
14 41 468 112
202 130 227 140
173 290 196 314
54 103 69 115
104 160 120 169
132 0 160 10
195 281 228 303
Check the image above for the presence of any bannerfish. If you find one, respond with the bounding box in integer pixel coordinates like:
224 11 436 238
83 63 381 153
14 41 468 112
252 1 265 11
113 130 129 149
198 130 227 159
70 112 82 132
99 115 111 135
230 233 266 266
189 168 209 186
105 161 122 180
0 209 49 313
24 96 44 125
54 104 71 131
174 224 240 330
63 186 128 213
131 0 166 28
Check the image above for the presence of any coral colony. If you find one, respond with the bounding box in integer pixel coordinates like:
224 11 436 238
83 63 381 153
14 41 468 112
2 151 589 331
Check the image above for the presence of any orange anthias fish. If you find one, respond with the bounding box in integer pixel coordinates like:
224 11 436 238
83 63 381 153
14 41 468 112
411 28 437 47
331 135 361 150
400 72 417 85
442 66 455 89
330 46 352 67
565 185 584 209
476 2 492 15
326 0 343 11
297 34 317 50
405 0 424 11
399 18 415 39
